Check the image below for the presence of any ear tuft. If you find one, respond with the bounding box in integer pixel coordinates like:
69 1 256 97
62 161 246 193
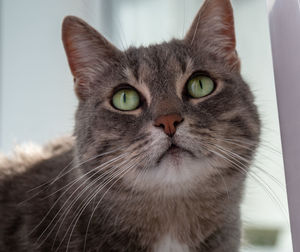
62 16 121 100
184 0 240 72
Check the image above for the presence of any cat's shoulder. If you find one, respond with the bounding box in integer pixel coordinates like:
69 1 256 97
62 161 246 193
0 136 74 179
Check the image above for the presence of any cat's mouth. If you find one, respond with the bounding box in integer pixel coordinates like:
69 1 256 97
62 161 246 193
156 143 194 165
166 144 182 154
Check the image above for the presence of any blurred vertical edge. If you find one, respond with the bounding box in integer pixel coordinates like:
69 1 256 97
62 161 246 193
268 0 300 251
0 0 2 150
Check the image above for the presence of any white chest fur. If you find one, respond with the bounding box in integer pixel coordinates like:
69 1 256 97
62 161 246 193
153 234 190 252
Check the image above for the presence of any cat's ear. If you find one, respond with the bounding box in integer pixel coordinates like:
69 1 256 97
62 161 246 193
184 0 240 72
62 16 121 100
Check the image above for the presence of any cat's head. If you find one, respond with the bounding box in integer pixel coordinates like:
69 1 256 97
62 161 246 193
62 0 260 195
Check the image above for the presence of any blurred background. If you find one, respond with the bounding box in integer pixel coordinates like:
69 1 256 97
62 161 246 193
0 0 293 251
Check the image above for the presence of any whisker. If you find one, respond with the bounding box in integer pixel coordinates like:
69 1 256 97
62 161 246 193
32 152 126 246
207 157 230 199
82 156 146 252
27 135 145 195
50 157 130 249
62 156 141 252
222 137 281 155
27 138 145 235
210 140 285 189
43 152 127 200
23 147 127 204
82 139 160 250
49 135 146 187
203 142 289 220
46 139 149 248
50 148 123 185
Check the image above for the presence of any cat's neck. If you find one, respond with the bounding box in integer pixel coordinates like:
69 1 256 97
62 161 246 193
74 172 242 250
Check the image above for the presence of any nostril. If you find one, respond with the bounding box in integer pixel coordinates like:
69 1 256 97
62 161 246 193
174 118 184 127
159 123 165 129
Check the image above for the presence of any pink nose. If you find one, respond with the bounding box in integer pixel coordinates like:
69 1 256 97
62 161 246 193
154 114 184 137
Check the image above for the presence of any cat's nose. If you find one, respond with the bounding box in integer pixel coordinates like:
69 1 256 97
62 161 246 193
154 114 184 137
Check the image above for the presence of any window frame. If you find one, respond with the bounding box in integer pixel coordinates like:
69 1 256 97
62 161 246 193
268 0 300 250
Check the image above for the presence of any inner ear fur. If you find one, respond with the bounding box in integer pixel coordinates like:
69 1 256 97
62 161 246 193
184 0 240 72
62 16 121 100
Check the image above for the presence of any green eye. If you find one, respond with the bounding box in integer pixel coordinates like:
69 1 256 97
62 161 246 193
187 75 215 98
112 89 140 111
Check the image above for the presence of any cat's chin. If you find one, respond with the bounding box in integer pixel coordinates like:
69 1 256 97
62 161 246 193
124 152 216 195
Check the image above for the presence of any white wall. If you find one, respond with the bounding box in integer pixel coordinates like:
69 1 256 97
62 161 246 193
0 0 103 152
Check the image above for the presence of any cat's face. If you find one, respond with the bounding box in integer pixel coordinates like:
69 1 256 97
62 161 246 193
63 0 260 195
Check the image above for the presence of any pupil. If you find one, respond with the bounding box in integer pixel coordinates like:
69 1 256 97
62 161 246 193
198 79 203 89
123 92 126 103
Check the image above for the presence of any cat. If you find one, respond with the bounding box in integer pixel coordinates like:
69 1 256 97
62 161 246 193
0 0 260 251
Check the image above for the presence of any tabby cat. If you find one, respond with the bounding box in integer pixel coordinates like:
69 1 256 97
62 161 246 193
0 0 260 251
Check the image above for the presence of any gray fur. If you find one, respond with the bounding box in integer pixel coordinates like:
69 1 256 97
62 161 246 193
0 0 260 251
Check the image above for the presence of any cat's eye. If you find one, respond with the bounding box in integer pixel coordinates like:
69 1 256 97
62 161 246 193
112 89 140 111
187 75 215 98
